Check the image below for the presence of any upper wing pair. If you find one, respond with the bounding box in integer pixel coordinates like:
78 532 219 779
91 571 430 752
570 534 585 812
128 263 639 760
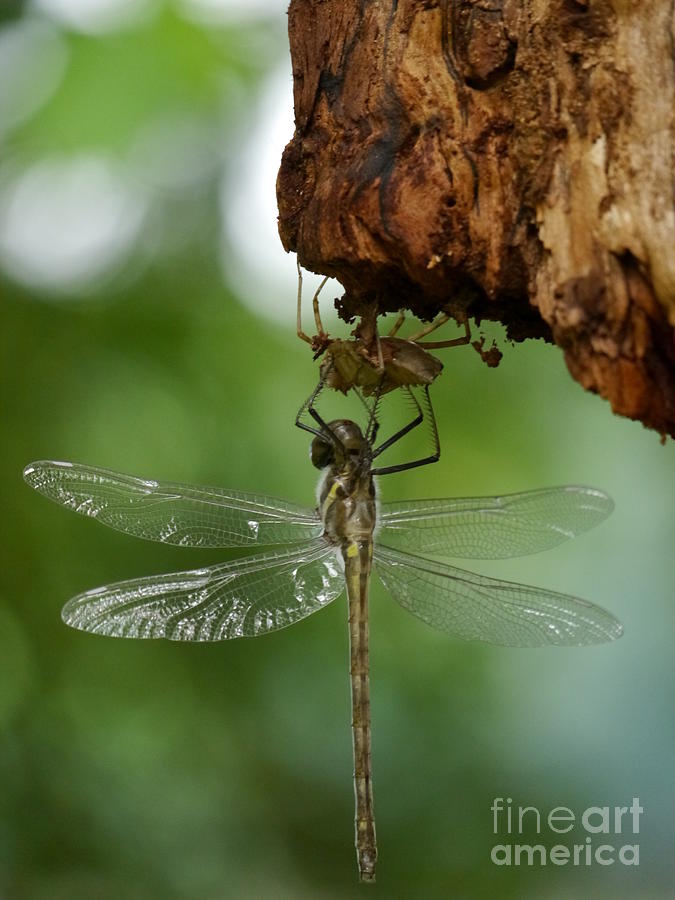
24 460 613 555
24 461 621 645
23 460 321 548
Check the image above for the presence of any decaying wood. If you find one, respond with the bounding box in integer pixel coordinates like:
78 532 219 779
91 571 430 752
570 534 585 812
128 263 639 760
277 0 675 437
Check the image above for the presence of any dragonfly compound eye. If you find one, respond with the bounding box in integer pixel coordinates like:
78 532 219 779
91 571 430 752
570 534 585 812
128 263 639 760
310 435 335 469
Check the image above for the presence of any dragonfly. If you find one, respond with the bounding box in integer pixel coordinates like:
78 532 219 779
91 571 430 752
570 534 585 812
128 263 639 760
23 402 622 883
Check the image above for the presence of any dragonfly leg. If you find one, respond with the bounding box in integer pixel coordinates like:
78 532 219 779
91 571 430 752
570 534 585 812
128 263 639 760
406 312 451 343
312 274 330 337
295 376 348 452
371 386 440 475
414 319 471 350
371 387 424 458
295 378 326 439
387 309 406 337
388 306 471 350
363 375 386 447
296 260 312 345
296 259 330 346
352 388 381 447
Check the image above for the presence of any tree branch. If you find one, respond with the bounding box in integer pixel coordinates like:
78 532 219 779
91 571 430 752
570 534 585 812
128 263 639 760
277 0 675 437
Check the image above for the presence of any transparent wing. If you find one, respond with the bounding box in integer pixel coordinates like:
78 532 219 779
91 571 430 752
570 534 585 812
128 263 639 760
24 460 321 548
374 544 622 646
61 541 344 641
378 486 613 559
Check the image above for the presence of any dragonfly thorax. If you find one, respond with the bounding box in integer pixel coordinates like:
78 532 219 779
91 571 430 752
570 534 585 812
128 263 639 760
312 420 377 547
310 419 371 473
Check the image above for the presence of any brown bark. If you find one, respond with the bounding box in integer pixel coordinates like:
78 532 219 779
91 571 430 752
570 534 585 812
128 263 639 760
277 0 675 437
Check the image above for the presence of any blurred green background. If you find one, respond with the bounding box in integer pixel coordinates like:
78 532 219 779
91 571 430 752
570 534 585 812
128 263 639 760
1 2 673 898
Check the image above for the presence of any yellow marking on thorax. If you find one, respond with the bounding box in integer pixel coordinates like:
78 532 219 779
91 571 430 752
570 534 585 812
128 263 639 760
346 541 359 559
321 480 341 518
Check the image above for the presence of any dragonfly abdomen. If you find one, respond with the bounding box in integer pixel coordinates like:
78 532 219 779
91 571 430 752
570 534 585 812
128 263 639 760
344 537 377 883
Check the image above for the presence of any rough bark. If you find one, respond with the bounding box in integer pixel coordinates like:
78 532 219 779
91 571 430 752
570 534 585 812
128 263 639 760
277 0 675 437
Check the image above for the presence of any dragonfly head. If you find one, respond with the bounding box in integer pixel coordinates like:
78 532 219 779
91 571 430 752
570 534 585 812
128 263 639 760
310 419 370 472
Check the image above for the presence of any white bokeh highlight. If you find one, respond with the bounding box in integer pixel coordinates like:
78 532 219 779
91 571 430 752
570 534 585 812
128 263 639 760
30 0 157 34
0 18 68 140
0 155 148 295
221 66 343 328
129 112 224 192
179 0 280 26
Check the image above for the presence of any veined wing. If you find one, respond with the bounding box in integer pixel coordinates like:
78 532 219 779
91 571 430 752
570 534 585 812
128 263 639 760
378 487 613 559
24 460 320 548
62 540 343 640
374 544 622 646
